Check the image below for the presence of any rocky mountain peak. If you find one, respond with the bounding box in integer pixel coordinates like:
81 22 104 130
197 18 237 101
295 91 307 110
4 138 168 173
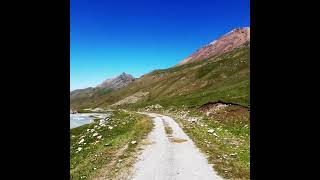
97 72 135 89
176 27 250 66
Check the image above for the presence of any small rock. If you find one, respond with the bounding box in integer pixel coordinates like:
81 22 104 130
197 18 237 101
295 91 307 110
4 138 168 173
93 133 99 137
105 143 111 146
77 147 82 152
78 139 85 144
108 126 113 130
208 129 214 133
97 135 102 139
131 141 137 144
230 153 238 157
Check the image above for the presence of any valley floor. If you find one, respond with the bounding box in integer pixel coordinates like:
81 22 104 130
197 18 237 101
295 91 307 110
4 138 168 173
70 106 249 180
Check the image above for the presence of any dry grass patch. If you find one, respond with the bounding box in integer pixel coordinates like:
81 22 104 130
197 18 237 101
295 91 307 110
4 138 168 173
162 120 173 136
170 137 188 143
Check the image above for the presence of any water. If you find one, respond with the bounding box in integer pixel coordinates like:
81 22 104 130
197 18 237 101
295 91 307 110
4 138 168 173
70 114 93 129
70 112 112 129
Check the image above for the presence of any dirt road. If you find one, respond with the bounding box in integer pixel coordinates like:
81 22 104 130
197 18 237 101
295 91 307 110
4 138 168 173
131 112 223 180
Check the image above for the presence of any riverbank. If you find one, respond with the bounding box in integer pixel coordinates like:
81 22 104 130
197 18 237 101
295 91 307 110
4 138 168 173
70 112 113 129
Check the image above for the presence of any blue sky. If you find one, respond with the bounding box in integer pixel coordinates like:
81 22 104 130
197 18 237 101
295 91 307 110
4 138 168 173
70 0 250 90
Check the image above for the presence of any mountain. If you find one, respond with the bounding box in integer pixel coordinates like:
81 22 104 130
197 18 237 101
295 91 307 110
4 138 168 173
70 73 135 109
97 72 135 89
70 41 249 110
176 27 250 66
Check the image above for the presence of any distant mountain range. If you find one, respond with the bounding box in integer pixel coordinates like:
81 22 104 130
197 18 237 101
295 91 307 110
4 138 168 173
70 73 135 107
71 73 135 95
71 27 250 110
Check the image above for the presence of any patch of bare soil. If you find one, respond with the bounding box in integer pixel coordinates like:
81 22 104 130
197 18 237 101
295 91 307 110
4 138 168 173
199 101 249 123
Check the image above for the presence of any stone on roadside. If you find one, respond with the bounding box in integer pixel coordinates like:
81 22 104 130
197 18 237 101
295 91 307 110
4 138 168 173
190 117 197 123
230 153 238 157
78 139 85 144
208 129 214 133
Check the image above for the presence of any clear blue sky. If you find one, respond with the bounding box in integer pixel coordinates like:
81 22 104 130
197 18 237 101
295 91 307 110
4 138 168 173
71 0 250 90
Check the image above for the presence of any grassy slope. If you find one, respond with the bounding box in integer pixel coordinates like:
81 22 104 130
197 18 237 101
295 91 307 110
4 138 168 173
70 110 153 179
70 43 249 110
70 88 113 109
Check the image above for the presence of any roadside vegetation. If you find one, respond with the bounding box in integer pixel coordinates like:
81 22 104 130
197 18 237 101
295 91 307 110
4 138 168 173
70 110 153 180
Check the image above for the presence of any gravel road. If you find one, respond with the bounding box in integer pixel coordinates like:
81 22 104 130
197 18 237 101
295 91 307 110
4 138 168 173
131 112 223 180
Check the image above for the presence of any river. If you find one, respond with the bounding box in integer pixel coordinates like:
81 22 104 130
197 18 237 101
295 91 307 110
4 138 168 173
70 112 112 129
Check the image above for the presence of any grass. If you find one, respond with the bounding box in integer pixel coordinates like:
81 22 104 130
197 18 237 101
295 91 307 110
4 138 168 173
70 110 153 179
163 122 173 136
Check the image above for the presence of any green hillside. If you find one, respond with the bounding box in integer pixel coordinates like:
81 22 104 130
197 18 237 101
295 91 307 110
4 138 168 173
71 43 250 110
